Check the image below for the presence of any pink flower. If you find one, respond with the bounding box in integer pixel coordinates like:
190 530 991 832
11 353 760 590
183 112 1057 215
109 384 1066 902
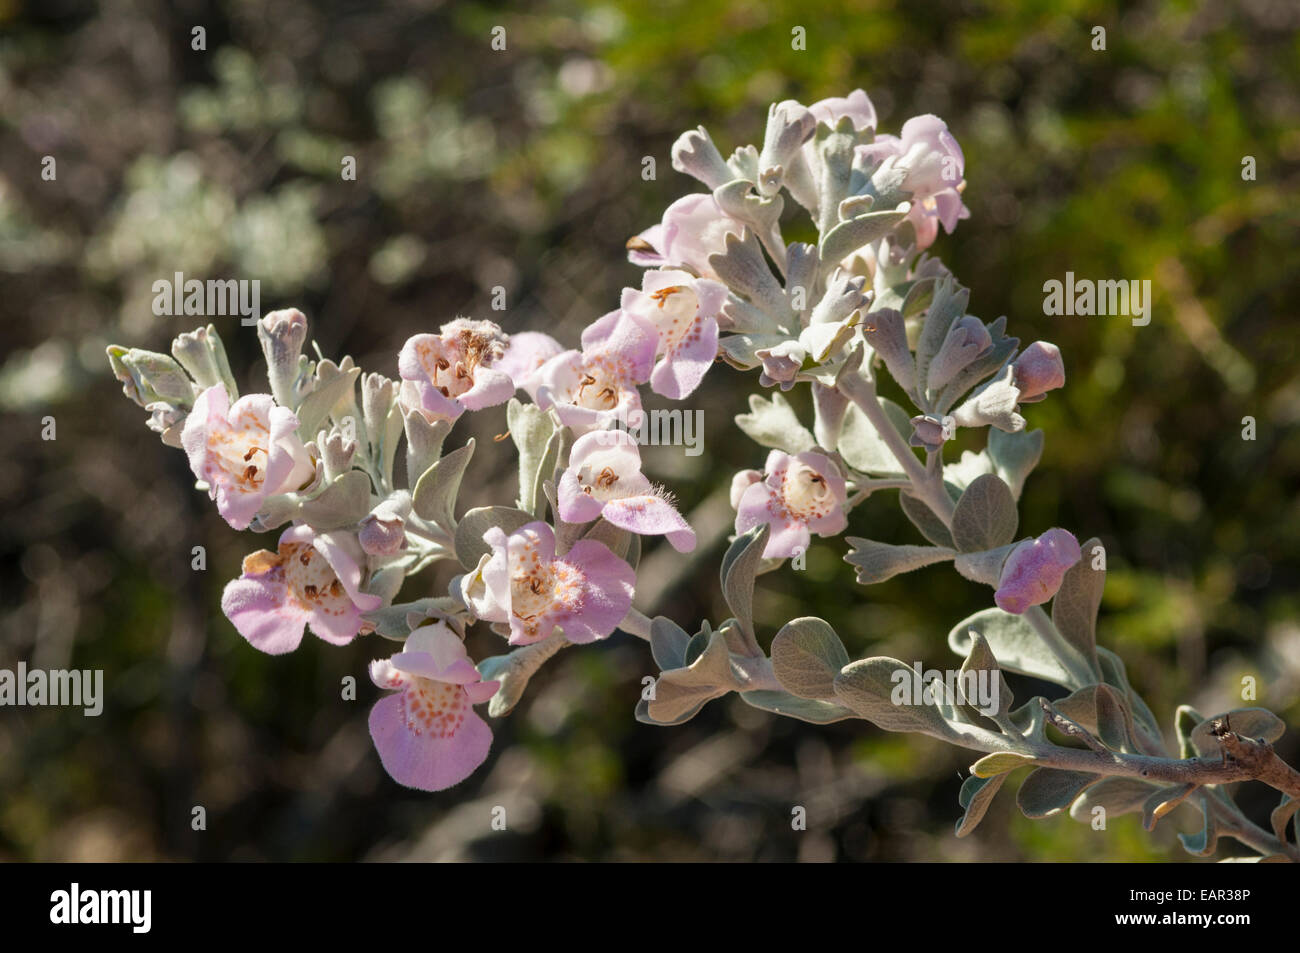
734 450 848 558
621 269 727 399
994 529 1081 615
496 331 564 399
368 621 499 791
182 384 315 530
808 89 878 131
461 520 635 646
1012 341 1065 403
557 430 696 552
398 318 515 422
626 193 744 279
858 115 970 249
221 525 383 654
535 309 657 433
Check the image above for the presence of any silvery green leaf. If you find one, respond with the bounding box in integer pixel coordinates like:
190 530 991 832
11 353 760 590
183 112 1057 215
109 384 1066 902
814 117 857 234
365 564 406 605
1270 794 1299 845
106 346 196 408
625 533 641 573
171 325 238 398
960 630 1013 718
1052 683 1135 752
837 397 909 475
718 331 790 369
913 276 969 405
832 657 958 739
949 608 1084 689
735 391 816 454
1096 647 1164 748
986 427 1044 500
249 493 301 532
650 616 691 671
1188 708 1285 758
951 365 1025 433
298 470 372 530
707 229 787 316
453 505 534 570
1008 697 1049 745
1016 768 1100 819
412 439 474 534
956 773 1007 838
296 362 360 442
953 542 1018 586
843 538 955 585
507 399 559 518
720 525 769 648
951 473 1018 553
1142 784 1198 830
785 242 819 322
726 143 760 183
635 695 709 727
769 616 850 699
714 179 785 243
740 691 856 724
818 209 909 266
404 412 451 490
1175 705 1205 759
645 628 742 724
683 623 712 666
362 596 461 640
1177 794 1218 857
671 126 732 190
899 491 956 549
477 634 568 718
944 449 996 492
971 752 1036 778
1068 777 1160 822
934 317 1019 415
1051 536 1104 676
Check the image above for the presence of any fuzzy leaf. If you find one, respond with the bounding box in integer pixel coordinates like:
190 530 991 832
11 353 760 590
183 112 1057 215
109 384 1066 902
453 506 534 570
298 470 372 530
507 399 558 517
951 474 1018 553
971 752 1036 778
819 209 909 265
740 691 857 724
987 427 1044 500
735 391 815 453
949 608 1084 689
296 364 360 440
412 439 474 533
833 657 957 739
1051 535 1104 675
770 617 850 699
1189 708 1286 758
649 616 692 672
1016 768 1100 818
1069 777 1161 822
720 525 769 646
898 490 956 549
956 773 1008 837
843 539 955 585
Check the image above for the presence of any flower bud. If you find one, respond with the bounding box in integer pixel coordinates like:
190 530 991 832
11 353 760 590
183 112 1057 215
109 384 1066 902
994 529 1081 614
1012 341 1065 403
258 308 309 409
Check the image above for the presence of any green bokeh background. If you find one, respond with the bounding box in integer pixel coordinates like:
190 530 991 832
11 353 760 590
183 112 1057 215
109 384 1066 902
1 0 1298 861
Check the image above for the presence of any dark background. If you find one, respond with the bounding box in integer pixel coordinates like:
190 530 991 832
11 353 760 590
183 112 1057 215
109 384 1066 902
2 0 1299 860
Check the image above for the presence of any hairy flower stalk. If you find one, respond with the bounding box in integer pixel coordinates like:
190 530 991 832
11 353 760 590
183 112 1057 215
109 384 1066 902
106 90 1300 860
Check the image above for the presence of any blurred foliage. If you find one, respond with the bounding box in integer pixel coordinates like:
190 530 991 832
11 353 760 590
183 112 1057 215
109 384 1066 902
1 0 1299 861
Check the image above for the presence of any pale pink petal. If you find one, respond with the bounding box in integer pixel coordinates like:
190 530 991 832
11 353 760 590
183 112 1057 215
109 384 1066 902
369 693 493 791
602 495 697 552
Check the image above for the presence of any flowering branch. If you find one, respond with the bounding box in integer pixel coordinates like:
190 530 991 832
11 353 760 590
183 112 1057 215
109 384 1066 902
107 88 1299 862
